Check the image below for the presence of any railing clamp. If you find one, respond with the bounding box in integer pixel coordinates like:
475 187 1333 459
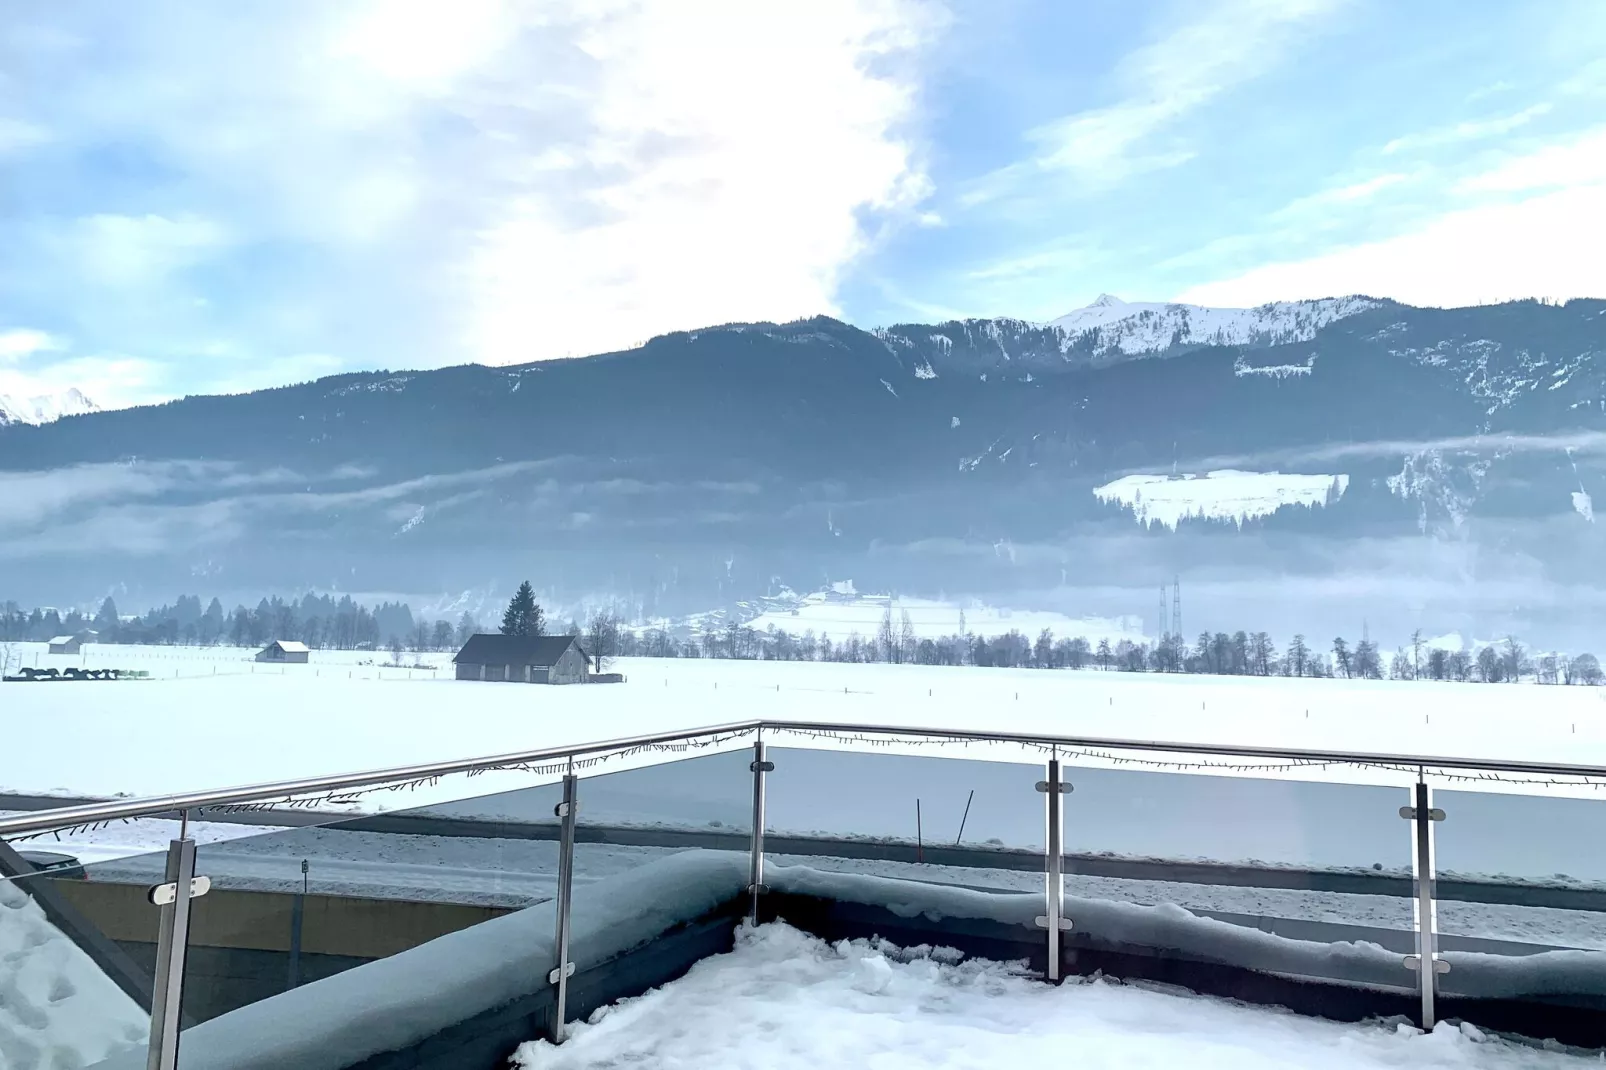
149 875 210 906
548 961 576 985
750 760 775 773
1035 781 1073 793
1403 955 1451 974
1399 806 1445 822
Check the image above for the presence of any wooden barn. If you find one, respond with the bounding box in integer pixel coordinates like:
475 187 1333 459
453 634 592 684
47 635 82 655
256 640 310 664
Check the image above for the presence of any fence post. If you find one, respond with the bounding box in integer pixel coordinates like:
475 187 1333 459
748 737 773 926
146 811 208 1070
1401 775 1447 1029
548 772 579 1042
1036 755 1071 981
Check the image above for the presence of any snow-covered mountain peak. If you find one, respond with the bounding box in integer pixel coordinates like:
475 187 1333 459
0 387 101 427
1046 295 1385 356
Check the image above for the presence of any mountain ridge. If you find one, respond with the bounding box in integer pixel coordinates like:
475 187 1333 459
1 296 1602 648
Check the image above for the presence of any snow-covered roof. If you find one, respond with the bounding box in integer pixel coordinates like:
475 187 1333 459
47 635 77 645
266 640 310 653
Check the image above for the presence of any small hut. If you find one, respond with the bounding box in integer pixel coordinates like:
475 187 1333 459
256 640 310 664
47 635 82 655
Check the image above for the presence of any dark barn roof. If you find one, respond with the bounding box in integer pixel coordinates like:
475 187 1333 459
453 633 587 666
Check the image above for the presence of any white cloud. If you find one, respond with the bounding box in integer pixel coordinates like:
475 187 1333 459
464 1 938 364
0 354 164 411
1458 125 1606 192
1175 180 1606 307
61 213 230 288
966 0 1342 200
0 328 64 362
0 117 48 153
1268 172 1413 221
1382 103 1552 155
4 0 940 387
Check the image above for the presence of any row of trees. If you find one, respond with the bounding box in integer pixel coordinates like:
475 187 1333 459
0 594 473 653
604 606 1604 685
7 587 1604 686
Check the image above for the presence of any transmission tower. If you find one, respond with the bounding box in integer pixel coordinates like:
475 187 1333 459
1172 576 1182 643
1159 585 1169 643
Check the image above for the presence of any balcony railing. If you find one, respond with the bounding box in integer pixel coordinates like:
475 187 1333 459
4 719 1606 1069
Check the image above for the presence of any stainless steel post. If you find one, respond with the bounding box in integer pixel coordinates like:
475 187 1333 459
548 773 579 1042
146 817 197 1070
1402 776 1446 1030
1036 757 1069 981
748 738 772 926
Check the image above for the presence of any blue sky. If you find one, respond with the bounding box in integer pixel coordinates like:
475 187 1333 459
2 0 1604 409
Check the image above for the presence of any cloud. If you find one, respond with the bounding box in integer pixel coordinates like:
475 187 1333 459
1174 131 1606 308
0 354 165 410
464 1 939 365
1382 103 1552 155
0 118 47 153
1175 431 1606 473
0 328 64 362
1457 125 1606 192
2 0 942 400
60 213 230 289
963 0 1342 202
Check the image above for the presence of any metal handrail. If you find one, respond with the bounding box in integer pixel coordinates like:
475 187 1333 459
6 716 1606 839
0 720 757 837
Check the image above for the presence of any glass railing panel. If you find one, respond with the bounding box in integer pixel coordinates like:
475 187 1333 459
570 747 755 885
762 745 1044 892
1433 785 1606 1039
170 774 570 1065
1055 761 1414 993
1 827 172 1068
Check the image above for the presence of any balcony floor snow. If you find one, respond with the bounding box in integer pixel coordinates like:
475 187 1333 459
514 922 1591 1070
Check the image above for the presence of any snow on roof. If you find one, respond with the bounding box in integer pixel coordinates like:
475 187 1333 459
268 640 310 653
47 635 76 645
453 633 586 666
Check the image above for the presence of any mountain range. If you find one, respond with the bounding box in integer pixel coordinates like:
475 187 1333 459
2 295 1603 647
0 387 99 428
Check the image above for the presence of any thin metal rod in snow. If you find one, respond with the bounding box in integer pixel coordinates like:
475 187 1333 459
956 789 975 844
916 799 923 863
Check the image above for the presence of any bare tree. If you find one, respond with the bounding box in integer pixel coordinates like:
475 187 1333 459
1410 629 1425 680
878 605 897 664
900 610 917 665
586 612 622 672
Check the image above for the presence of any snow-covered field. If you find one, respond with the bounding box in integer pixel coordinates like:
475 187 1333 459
1094 469 1349 529
1 641 451 681
4 644 1604 807
513 922 1587 1070
743 591 1146 645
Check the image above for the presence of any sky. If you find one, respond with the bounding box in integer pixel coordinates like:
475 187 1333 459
2 0 1605 410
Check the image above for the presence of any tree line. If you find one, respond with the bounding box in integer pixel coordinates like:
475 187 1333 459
6 586 1602 687
0 593 475 654
595 606 1604 686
